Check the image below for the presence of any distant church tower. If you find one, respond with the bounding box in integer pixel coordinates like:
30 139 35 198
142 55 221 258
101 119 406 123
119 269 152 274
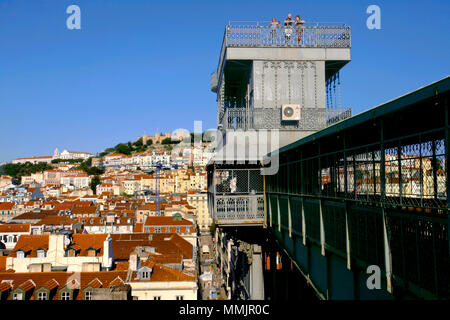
53 148 60 159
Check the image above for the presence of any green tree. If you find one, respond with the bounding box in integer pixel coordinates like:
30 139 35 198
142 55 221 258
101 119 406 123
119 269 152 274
133 138 143 147
161 137 181 145
90 175 101 194
114 143 132 155
1 162 53 182
78 159 105 176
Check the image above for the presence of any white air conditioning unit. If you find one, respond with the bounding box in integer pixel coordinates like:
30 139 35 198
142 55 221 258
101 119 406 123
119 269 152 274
281 104 301 121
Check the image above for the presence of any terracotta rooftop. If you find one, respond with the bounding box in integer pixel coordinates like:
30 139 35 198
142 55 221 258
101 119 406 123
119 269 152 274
0 202 15 211
72 205 98 215
0 223 31 233
143 216 193 227
0 271 128 300
33 215 77 226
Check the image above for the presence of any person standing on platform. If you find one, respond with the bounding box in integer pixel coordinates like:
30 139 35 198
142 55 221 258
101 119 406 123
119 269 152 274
295 15 306 46
283 13 295 45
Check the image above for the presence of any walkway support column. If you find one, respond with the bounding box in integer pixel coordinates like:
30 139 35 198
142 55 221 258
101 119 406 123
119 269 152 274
250 245 265 300
380 120 393 294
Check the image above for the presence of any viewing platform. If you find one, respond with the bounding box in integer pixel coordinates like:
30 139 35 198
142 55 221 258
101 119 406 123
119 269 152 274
212 21 351 93
224 21 351 48
208 21 353 227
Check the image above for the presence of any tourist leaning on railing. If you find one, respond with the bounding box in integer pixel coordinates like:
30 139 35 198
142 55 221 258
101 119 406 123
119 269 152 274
283 13 295 45
295 16 306 46
268 17 281 45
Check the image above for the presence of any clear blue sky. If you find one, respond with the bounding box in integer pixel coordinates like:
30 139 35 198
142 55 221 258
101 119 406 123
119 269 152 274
0 0 449 162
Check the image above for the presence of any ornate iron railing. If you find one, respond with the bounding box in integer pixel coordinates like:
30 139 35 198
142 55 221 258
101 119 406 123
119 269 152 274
215 195 265 222
211 168 265 224
225 22 351 48
222 107 352 130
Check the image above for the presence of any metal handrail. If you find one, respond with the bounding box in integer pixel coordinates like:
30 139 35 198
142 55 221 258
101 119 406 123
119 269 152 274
224 23 351 48
222 107 353 130
228 21 349 26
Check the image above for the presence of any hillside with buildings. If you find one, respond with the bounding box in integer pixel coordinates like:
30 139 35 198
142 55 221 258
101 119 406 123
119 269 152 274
0 130 218 300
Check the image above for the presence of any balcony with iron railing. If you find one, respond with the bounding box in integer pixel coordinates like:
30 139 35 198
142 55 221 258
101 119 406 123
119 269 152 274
210 168 265 226
223 21 351 48
213 21 352 88
220 107 352 131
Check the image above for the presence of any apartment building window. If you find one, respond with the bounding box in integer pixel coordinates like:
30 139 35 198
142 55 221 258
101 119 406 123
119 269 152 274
61 291 71 300
176 295 184 300
153 296 161 300
142 271 150 279
154 227 161 233
165 227 170 233
66 248 76 257
16 251 25 259
37 292 48 300
84 291 92 300
13 292 23 300
176 227 181 234
37 249 46 258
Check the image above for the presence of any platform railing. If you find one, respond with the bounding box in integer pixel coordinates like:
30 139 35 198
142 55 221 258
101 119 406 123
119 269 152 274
221 107 352 130
224 21 351 48
214 195 265 223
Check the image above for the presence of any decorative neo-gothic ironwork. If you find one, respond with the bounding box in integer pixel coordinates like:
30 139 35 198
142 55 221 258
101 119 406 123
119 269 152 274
224 22 351 48
222 107 352 130
215 195 265 222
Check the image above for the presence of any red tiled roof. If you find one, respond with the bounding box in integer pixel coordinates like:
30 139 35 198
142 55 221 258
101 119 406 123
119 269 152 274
111 233 193 260
75 234 108 252
86 278 102 289
133 223 143 233
0 202 14 210
0 271 129 300
33 215 76 226
9 235 49 257
43 279 59 290
130 263 195 282
72 205 98 215
12 210 58 221
108 276 124 287
0 223 31 233
144 216 193 226
0 281 12 292
19 279 36 291
0 257 7 272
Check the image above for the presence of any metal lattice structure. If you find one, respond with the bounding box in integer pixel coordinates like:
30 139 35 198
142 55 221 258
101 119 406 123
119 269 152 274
221 107 352 131
208 168 265 225
265 77 450 299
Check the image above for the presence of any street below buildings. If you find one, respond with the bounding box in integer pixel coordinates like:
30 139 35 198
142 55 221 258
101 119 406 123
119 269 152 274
198 231 227 300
